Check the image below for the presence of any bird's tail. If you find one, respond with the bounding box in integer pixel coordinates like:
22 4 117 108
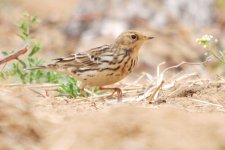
26 65 46 70
26 64 57 71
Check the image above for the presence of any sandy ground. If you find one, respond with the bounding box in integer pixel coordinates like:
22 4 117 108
0 77 225 150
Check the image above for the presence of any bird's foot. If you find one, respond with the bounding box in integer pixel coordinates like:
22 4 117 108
99 87 122 101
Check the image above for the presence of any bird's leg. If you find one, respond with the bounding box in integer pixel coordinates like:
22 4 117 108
80 84 88 97
80 88 88 97
99 87 122 101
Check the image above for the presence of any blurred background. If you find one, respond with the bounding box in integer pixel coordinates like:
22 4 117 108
0 0 225 76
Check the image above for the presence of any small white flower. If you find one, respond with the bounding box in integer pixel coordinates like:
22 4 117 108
195 38 200 42
202 34 213 41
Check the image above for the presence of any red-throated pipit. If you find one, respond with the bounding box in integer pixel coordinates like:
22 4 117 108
29 30 154 100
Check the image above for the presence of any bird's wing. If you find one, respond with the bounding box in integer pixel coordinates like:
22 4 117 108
53 45 113 68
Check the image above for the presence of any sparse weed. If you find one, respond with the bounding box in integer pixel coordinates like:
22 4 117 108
58 77 83 98
0 13 83 98
197 34 225 65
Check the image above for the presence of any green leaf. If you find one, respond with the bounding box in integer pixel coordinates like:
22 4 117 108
17 34 26 40
29 71 34 83
35 70 43 80
28 43 41 57
1 51 9 56
16 58 27 68
0 72 5 79
31 16 38 24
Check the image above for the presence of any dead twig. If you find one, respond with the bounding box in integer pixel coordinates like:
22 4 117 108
147 80 164 103
29 88 46 98
0 83 60 88
0 47 29 65
189 98 224 108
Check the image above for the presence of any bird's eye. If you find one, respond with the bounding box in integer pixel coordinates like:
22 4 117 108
131 34 137 40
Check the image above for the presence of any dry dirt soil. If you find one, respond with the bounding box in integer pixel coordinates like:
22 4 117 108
0 78 225 150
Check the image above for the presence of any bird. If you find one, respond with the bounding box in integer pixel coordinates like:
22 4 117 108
28 30 154 100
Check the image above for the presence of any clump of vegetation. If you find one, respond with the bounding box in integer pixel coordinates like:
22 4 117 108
0 14 83 98
197 34 225 65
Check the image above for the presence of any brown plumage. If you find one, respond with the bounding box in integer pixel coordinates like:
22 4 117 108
28 30 154 100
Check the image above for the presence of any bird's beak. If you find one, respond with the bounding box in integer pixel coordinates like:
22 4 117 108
144 36 154 40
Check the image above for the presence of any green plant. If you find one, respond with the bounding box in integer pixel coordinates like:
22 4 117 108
0 13 83 98
197 34 225 65
1 14 44 83
58 77 83 98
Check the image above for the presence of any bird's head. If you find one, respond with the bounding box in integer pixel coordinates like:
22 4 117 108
114 30 154 52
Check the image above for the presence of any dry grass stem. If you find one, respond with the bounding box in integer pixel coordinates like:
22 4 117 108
0 47 29 65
